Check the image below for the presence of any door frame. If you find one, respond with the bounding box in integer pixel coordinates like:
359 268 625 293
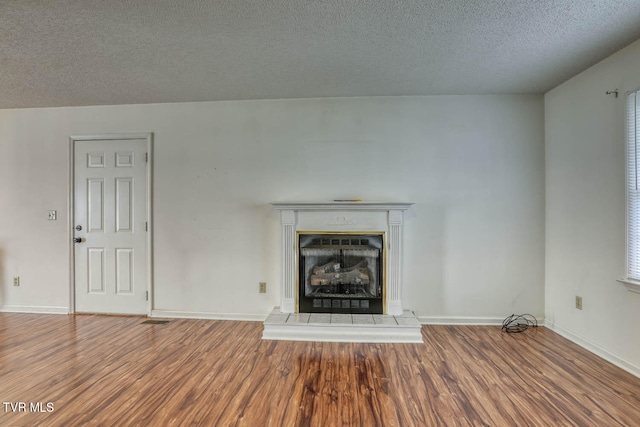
68 133 154 315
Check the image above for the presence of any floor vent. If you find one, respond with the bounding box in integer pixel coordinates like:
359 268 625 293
141 319 170 325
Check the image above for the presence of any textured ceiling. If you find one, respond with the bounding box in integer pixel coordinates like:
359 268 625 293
2 0 640 109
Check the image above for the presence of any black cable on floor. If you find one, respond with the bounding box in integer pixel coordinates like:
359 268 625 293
501 314 537 333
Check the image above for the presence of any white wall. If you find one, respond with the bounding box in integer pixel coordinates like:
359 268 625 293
0 95 544 321
545 39 640 374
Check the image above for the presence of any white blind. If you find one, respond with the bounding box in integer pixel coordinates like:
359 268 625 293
627 91 640 280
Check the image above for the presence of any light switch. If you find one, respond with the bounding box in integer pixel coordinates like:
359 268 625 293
48 210 57 220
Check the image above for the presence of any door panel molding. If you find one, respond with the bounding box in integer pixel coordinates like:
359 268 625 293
69 133 153 314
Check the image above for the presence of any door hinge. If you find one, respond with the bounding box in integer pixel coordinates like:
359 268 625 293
145 222 148 232
145 291 149 301
145 152 148 163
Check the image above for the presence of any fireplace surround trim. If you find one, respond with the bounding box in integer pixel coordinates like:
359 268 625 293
272 201 413 315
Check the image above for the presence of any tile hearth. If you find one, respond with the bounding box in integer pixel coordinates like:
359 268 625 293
262 307 423 343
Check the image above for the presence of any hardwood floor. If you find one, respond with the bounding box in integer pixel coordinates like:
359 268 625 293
0 313 638 426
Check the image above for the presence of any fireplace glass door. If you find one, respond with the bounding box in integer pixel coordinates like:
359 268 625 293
298 233 383 314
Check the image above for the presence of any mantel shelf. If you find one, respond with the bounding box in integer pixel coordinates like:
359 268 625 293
271 201 414 211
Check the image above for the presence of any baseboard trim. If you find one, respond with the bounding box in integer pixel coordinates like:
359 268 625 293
419 316 505 325
0 305 69 315
150 309 265 322
546 321 640 378
418 315 546 326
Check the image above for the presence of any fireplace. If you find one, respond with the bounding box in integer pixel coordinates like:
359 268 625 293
298 232 384 314
272 201 413 315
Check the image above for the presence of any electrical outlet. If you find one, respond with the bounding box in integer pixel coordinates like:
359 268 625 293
575 295 583 310
259 282 267 293
13 276 20 286
48 210 57 220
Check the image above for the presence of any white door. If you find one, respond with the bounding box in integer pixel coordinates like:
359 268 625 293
73 137 149 314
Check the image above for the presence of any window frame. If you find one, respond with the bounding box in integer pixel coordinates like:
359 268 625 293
619 90 640 293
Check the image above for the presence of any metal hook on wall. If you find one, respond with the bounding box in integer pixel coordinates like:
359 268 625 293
606 89 619 98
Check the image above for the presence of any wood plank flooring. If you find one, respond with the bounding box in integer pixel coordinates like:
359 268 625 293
0 313 638 426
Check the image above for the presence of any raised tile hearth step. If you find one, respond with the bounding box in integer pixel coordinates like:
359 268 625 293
262 307 423 343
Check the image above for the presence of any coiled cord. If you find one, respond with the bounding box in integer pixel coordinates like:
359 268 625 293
501 314 537 333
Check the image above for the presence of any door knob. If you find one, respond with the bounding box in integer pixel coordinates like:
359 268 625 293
73 237 82 243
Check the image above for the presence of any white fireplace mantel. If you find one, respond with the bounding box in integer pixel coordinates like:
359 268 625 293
272 201 413 315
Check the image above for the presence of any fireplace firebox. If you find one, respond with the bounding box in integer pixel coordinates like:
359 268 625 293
298 233 384 314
